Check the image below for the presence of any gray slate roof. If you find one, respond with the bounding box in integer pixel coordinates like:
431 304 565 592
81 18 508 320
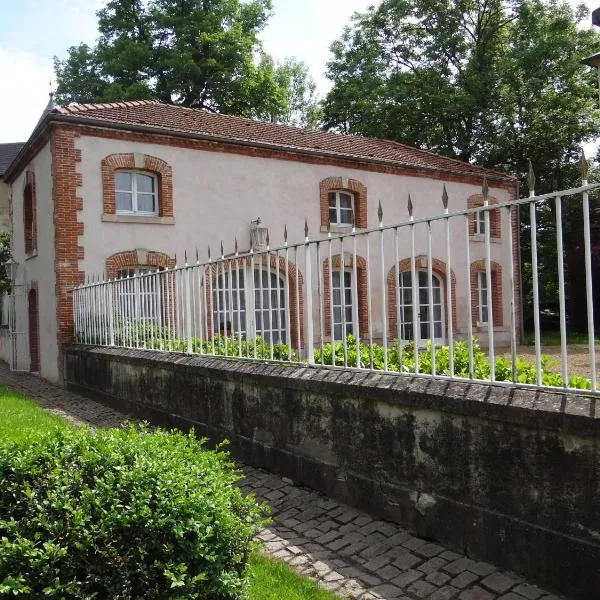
0 143 25 177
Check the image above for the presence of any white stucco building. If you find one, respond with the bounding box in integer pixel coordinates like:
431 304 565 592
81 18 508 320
1 99 519 383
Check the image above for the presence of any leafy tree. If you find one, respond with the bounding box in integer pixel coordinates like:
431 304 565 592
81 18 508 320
323 0 600 332
54 0 316 124
0 232 11 295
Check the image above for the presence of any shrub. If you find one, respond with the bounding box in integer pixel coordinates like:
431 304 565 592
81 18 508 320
0 425 265 599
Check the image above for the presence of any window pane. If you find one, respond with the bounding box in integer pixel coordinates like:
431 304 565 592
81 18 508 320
116 191 133 212
115 172 132 191
329 209 337 223
339 193 352 208
136 174 155 194
328 192 337 207
339 208 353 225
137 193 156 213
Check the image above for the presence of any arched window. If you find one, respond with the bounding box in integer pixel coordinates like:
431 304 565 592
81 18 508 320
398 271 445 344
212 266 287 344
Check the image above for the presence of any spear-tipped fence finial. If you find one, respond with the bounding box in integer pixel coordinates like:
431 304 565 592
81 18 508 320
442 184 449 210
352 210 356 232
220 241 224 259
304 218 309 241
174 253 178 267
266 230 270 249
207 245 211 261
284 224 288 245
234 237 238 256
327 217 331 236
196 247 199 263
408 193 413 219
184 250 188 265
482 176 489 204
378 200 383 226
527 159 536 197
581 150 589 183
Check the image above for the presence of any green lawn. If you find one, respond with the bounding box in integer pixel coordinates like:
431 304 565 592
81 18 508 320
0 386 339 600
523 330 600 346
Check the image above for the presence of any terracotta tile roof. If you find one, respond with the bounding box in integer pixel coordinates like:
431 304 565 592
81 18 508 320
54 100 512 181
0 142 25 177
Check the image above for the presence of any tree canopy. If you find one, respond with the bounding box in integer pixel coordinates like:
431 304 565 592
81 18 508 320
54 0 317 124
323 0 600 190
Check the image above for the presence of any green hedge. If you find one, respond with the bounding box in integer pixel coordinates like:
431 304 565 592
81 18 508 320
0 425 265 599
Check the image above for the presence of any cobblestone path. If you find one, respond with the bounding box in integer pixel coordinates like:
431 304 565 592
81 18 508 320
0 364 564 600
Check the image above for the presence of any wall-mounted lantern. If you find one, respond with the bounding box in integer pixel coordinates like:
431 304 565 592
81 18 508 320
250 217 269 251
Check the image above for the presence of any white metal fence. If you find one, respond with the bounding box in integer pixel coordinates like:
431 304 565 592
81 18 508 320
73 163 600 396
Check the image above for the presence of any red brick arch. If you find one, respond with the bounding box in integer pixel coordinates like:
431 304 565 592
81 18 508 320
105 249 175 279
204 254 305 348
320 176 368 229
468 193 501 238
387 256 457 340
470 260 503 327
322 254 368 337
23 170 37 254
101 152 173 217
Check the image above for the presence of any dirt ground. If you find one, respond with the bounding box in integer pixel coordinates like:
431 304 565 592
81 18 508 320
499 343 600 378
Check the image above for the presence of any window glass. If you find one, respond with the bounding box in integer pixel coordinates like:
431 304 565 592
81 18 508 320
116 191 133 212
332 270 354 339
328 191 354 226
398 271 444 342
477 272 489 323
115 172 132 191
114 171 157 215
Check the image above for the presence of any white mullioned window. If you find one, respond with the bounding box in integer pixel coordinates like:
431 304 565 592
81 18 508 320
115 171 158 215
477 271 489 324
212 267 287 344
118 268 162 324
332 269 354 339
328 191 354 226
398 271 444 343
475 209 486 234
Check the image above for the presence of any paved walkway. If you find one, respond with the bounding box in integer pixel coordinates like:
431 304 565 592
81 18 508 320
0 365 564 600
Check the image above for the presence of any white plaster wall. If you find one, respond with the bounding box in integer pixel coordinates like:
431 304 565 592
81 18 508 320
77 135 516 347
10 142 58 381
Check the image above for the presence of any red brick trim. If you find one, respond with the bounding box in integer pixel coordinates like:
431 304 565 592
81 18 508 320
468 194 501 238
105 249 175 279
51 128 85 349
101 152 173 217
319 177 367 229
387 256 457 339
470 260 503 327
204 255 305 347
322 254 368 337
23 171 37 254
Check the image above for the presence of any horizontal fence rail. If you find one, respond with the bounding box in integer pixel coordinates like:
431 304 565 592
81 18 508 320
73 169 600 397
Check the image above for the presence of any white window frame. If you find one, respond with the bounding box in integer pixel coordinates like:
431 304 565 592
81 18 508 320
398 270 445 345
328 191 355 227
475 209 486 235
117 267 162 324
115 170 159 216
477 271 489 325
212 266 288 344
331 268 355 340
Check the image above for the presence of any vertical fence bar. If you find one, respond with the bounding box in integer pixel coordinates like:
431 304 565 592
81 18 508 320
530 200 542 387
506 205 517 383
582 169 597 390
379 204 388 371
267 248 273 360
275 249 281 350
427 220 435 376
236 257 243 358
445 207 454 377
166 268 173 351
340 235 347 367
214 260 221 354
185 259 193 353
352 229 360 368
394 227 402 372
294 245 301 361
464 218 474 378
228 255 234 353
305 229 314 365
156 270 163 351
484 206 495 381
554 196 568 387
328 231 335 365
366 232 374 369
410 220 419 374
317 240 324 366
284 239 292 361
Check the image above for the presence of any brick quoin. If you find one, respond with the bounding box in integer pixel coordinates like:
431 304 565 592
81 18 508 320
468 194 501 238
23 171 37 254
101 152 173 217
322 254 368 337
204 254 305 347
470 261 504 328
387 256 457 340
319 177 368 229
51 126 85 355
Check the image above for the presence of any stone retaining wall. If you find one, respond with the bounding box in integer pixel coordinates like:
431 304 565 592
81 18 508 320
65 346 600 599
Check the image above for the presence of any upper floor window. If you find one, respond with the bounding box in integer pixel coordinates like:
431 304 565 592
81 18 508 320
475 211 486 235
328 191 354 226
115 171 158 215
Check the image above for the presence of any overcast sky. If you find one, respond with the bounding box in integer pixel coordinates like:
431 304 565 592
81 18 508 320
0 0 595 143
